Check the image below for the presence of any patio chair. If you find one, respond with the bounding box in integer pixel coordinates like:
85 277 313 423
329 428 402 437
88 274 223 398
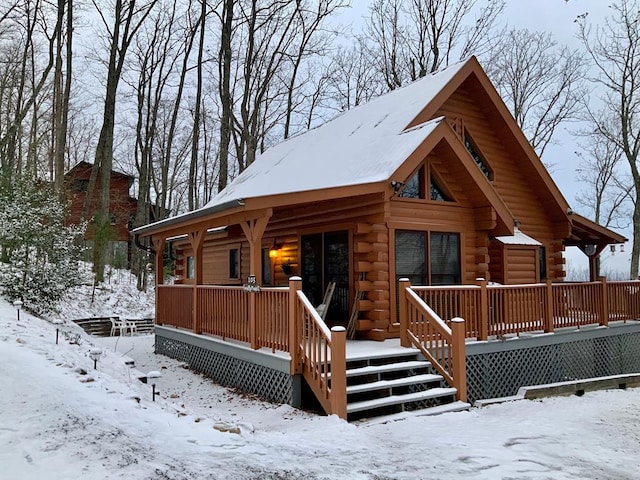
109 318 126 336
315 281 336 321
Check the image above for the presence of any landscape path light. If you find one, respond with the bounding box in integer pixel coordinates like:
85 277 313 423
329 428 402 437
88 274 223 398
13 299 23 321
52 319 63 344
89 348 103 370
147 370 161 401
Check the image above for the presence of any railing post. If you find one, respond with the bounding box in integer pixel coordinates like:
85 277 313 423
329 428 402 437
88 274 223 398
599 276 609 327
249 287 258 349
476 278 488 341
289 276 303 374
451 317 467 403
330 326 347 420
545 279 555 333
399 278 411 347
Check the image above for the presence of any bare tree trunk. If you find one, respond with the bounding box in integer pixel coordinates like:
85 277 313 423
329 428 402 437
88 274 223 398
188 0 206 211
217 0 233 192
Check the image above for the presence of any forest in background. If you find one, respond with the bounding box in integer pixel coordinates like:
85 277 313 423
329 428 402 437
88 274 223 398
0 0 639 299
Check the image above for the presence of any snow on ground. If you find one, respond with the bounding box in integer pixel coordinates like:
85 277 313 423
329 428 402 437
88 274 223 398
1 289 640 479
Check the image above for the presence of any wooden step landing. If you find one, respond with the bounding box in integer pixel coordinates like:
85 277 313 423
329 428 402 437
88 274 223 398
357 401 471 425
347 387 457 414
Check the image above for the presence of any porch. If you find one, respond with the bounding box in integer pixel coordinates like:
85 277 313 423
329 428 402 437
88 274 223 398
154 277 640 420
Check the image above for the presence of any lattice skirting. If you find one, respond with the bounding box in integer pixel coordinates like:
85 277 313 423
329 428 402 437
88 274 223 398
466 328 640 404
155 329 296 406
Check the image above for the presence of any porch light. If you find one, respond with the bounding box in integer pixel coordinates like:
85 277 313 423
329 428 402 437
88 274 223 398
610 244 616 254
621 244 625 253
269 242 279 258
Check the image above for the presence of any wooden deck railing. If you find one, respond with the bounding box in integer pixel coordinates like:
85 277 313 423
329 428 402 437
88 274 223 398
399 279 467 402
156 285 193 330
414 278 640 340
289 277 347 419
157 284 289 351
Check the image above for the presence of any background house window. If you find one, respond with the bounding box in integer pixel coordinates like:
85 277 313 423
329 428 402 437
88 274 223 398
229 248 239 279
186 256 195 279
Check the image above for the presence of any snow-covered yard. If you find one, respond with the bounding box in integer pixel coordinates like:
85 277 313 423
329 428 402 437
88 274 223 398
1 296 639 479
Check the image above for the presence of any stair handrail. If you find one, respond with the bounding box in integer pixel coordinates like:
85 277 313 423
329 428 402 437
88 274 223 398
288 277 347 419
399 278 467 402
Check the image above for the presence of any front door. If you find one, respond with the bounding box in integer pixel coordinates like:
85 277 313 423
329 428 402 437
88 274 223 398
301 231 350 323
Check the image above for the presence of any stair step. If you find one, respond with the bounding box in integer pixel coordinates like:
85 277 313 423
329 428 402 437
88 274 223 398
347 374 443 395
358 401 471 425
347 387 457 414
344 360 431 378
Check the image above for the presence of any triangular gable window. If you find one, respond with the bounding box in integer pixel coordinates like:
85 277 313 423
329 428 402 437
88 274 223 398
464 129 493 181
430 176 451 202
399 167 424 199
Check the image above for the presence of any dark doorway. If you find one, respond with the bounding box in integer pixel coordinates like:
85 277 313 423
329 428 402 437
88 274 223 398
301 231 350 323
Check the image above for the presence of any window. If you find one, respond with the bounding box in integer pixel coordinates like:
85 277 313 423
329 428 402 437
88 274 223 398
463 129 493 180
229 248 239 279
430 176 451 202
395 230 460 286
399 167 424 199
262 248 272 285
539 246 547 280
186 256 195 279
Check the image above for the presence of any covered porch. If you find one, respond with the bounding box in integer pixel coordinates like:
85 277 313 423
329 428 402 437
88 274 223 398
154 275 640 420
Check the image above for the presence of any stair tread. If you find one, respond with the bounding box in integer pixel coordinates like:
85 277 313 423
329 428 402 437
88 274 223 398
345 360 431 378
357 401 471 425
347 387 457 413
347 374 443 394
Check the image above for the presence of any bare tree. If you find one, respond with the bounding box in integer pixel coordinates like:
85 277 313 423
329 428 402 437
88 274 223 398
487 28 588 158
363 0 504 90
577 1 640 278
87 0 158 283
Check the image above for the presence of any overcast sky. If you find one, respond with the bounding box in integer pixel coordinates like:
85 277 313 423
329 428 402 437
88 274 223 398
341 1 629 276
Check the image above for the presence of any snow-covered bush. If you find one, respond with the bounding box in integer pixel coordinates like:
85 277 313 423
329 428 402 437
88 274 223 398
0 178 88 313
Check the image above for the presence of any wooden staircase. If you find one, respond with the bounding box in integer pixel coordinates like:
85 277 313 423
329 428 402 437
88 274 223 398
339 349 470 422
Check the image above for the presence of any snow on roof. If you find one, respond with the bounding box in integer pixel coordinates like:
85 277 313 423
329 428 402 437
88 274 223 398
206 59 469 209
495 228 542 246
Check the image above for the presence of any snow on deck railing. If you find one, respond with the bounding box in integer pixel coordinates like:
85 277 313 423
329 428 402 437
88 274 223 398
411 278 640 341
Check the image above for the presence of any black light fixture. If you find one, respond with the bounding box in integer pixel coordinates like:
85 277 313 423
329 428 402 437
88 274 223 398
390 180 405 193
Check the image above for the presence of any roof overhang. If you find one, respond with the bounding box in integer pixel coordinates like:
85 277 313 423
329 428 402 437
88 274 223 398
565 213 627 256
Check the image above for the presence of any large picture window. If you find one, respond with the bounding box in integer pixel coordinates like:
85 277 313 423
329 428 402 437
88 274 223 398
395 230 460 286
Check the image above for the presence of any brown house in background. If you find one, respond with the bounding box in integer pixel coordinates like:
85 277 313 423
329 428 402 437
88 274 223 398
64 161 139 268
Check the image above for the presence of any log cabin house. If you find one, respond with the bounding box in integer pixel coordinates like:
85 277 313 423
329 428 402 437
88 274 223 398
64 161 139 268
134 56 640 421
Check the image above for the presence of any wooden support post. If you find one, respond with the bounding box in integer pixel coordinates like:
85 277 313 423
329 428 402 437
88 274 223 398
289 276 303 375
599 276 609 327
188 229 205 334
451 317 467 403
476 278 488 341
152 237 166 286
398 278 411 347
330 326 347 420
545 279 555 333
